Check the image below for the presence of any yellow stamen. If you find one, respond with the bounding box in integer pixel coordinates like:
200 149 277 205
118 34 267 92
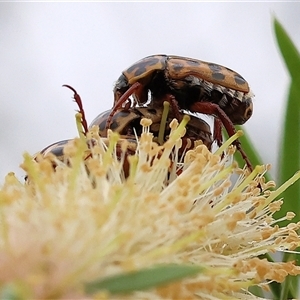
157 101 170 145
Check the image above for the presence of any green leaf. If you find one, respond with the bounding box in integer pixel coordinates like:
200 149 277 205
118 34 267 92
0 287 20 300
273 17 300 225
274 17 300 81
248 285 265 298
279 253 299 300
273 16 300 300
85 264 203 295
0 283 29 300
276 81 300 224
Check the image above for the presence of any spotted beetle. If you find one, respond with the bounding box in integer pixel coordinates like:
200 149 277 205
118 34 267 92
63 84 213 152
91 106 213 152
112 54 254 125
107 54 254 170
29 85 213 180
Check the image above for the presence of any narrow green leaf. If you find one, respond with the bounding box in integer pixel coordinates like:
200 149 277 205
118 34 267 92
85 264 203 295
276 81 300 224
248 286 265 298
273 17 300 300
287 275 298 299
274 17 300 81
273 18 300 225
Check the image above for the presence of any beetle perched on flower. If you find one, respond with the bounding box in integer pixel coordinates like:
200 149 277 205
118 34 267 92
113 54 253 125
33 53 255 174
107 54 254 169
90 105 213 153
32 85 213 178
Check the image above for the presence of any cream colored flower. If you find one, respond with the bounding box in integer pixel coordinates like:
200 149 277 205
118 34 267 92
0 115 299 300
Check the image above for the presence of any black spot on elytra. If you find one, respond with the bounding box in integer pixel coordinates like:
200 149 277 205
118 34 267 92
208 63 222 72
185 60 201 67
234 74 246 85
172 63 184 72
116 111 131 118
147 108 157 114
108 110 132 130
99 120 106 131
171 59 201 72
211 72 225 81
127 56 166 77
110 121 119 130
50 147 65 157
40 140 69 154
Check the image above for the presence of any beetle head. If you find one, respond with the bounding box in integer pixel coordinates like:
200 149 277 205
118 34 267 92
224 97 253 125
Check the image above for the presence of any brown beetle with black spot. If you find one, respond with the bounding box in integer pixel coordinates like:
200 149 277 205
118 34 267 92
113 54 254 126
90 105 214 155
29 85 213 181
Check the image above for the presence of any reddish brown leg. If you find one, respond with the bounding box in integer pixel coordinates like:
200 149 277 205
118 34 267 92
190 102 253 171
106 82 141 130
169 95 184 122
155 94 183 122
213 118 223 148
213 118 225 160
63 84 88 135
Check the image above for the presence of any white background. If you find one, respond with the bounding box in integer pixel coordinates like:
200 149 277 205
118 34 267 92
1 2 300 182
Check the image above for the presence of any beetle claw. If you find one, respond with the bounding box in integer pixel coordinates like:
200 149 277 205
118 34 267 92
63 84 88 135
63 84 77 95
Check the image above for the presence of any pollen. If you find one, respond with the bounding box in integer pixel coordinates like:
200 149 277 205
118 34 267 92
0 117 300 300
140 118 153 127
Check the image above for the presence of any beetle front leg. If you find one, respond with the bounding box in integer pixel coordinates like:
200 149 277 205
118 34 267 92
213 118 223 148
63 84 89 135
106 82 141 130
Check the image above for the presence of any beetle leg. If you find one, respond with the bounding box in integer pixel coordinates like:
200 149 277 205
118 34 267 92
63 84 89 135
190 102 253 171
152 94 183 122
166 94 183 122
213 118 226 160
106 82 141 130
213 118 223 148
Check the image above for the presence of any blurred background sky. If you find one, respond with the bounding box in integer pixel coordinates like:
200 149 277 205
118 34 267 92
1 2 300 182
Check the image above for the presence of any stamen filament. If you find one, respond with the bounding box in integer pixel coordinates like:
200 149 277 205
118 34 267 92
157 101 170 145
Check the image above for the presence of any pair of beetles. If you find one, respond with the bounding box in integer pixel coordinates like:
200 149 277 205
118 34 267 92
37 54 254 173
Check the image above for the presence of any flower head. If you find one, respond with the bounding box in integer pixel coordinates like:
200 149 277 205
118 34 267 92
0 115 300 299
